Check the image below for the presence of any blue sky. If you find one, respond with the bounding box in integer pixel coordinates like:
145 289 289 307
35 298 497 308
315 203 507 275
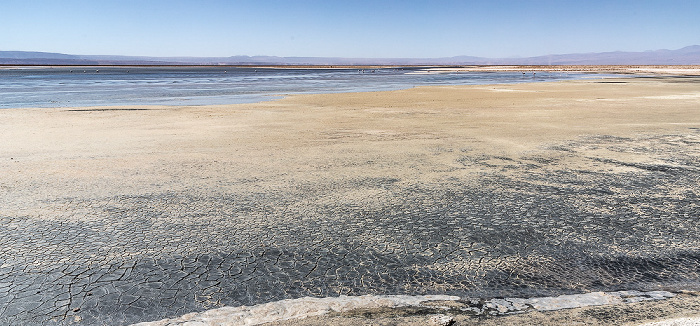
2 0 698 58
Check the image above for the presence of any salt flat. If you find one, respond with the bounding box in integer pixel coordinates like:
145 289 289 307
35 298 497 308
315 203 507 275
1 77 699 325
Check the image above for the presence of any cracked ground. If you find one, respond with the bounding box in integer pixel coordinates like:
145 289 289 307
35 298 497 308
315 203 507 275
1 78 699 325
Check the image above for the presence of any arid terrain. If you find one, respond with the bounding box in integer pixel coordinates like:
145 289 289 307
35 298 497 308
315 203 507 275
1 76 699 325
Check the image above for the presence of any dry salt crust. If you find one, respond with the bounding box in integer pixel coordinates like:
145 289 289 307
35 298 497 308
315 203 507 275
411 65 700 75
1 76 700 325
638 318 700 326
131 291 676 326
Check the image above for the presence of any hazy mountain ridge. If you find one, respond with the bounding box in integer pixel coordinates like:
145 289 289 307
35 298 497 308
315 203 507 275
1 46 699 65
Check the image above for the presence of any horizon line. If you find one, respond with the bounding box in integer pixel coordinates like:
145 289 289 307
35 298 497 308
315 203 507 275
2 44 699 60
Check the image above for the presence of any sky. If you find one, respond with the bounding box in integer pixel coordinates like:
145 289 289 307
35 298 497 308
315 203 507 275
2 0 699 58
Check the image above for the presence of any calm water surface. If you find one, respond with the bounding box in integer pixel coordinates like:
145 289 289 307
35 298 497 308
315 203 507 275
0 66 594 108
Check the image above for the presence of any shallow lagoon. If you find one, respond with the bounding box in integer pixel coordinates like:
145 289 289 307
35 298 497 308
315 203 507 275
0 66 587 108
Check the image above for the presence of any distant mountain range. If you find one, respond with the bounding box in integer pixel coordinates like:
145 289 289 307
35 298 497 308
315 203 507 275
1 45 699 65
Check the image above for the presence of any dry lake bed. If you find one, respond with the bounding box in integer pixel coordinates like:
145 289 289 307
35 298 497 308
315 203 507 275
1 76 699 325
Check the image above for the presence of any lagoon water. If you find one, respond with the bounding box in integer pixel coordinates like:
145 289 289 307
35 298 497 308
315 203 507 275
0 66 590 108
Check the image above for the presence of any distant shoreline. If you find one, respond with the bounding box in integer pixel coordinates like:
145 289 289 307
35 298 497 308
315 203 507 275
2 64 699 76
411 65 700 76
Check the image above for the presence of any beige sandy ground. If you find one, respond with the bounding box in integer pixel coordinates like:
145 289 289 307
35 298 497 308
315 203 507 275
2 76 700 325
3 76 699 214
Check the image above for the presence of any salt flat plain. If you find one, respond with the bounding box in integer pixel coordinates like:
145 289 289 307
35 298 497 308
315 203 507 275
1 77 699 325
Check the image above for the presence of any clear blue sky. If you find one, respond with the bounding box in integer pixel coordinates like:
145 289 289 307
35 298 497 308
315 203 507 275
2 0 699 58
